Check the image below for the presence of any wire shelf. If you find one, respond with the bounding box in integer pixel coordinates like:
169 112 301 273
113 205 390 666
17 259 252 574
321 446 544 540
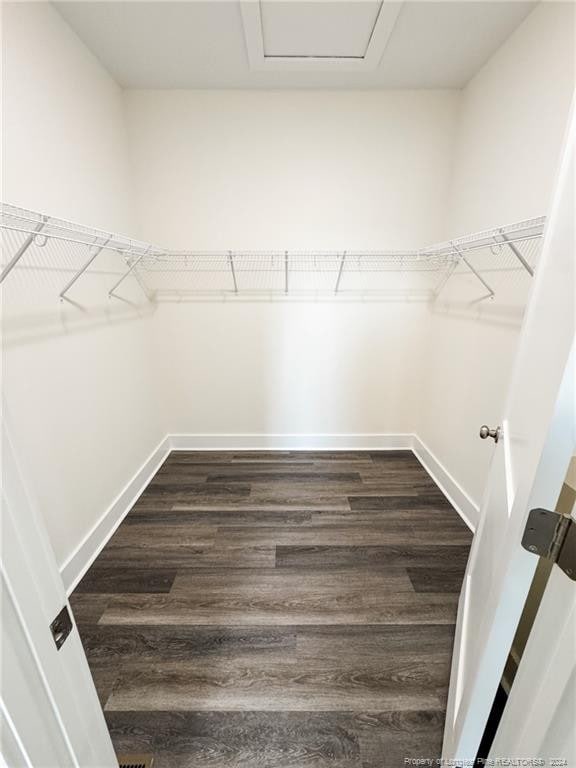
0 203 546 302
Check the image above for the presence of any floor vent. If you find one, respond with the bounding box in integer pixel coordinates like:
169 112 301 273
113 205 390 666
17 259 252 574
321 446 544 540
117 755 154 768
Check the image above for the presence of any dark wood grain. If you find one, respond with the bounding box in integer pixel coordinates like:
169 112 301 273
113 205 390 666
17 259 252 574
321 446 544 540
98 544 275 569
206 472 363 484
348 495 452 510
98 591 458 627
211 524 471 546
76 625 297 662
105 710 444 768
68 594 110 626
71 449 472 766
140 482 251 499
74 565 177 594
124 509 314 526
106 655 450 711
407 566 468 593
275 544 471 569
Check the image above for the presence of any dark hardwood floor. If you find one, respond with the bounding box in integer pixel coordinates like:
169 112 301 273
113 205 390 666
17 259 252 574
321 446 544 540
70 450 473 768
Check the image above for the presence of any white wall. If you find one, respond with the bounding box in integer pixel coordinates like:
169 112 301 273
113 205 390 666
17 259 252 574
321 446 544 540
126 89 457 440
125 89 458 250
1 2 163 572
1 2 133 231
418 1 575 520
153 301 428 438
446 2 575 237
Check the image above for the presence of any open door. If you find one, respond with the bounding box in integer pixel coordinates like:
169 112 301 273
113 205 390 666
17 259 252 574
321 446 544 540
1 422 117 767
489 494 576 760
442 109 575 760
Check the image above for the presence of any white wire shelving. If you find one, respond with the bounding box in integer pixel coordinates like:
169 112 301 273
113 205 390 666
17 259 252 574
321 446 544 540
0 203 546 302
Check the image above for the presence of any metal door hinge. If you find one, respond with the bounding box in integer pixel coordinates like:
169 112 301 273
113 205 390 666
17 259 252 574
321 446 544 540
50 605 74 650
522 508 575 581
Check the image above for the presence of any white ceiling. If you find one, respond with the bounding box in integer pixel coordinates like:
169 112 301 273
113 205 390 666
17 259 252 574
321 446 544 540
54 1 538 89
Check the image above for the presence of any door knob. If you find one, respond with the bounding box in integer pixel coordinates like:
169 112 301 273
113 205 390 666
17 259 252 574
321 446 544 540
479 425 501 443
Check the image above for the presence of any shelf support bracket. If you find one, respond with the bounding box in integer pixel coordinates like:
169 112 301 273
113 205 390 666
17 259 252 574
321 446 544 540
0 217 47 283
131 267 154 302
228 251 238 293
335 251 347 293
108 248 149 299
496 230 534 276
59 237 111 300
434 257 458 299
453 242 495 301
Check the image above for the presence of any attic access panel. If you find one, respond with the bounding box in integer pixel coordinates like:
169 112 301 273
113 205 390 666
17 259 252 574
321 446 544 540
241 0 404 71
261 1 381 58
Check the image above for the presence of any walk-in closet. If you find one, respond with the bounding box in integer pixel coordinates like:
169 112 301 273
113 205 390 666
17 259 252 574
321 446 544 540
2 2 575 767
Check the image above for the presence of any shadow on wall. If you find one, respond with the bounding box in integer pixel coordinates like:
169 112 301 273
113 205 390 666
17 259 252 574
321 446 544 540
432 236 539 330
431 300 526 331
1 236 154 347
1 240 162 569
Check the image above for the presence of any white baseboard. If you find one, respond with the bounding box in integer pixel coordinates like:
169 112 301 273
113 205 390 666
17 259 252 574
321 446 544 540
168 433 414 451
60 431 477 595
412 435 478 532
60 435 171 595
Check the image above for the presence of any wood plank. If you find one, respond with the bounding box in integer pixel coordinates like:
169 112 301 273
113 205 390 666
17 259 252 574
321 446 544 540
368 451 418 460
173 496 352 511
74 566 178 594
207 472 363 484
356 709 444 767
98 591 458 626
87 662 121 708
157 461 315 474
76 625 297 662
212 524 472 547
105 655 450 712
106 524 217 548
276 544 471 569
170 567 413 593
308 508 467 525
69 594 110 626
407 567 468 593
98 544 275 569
348 495 453 510
139 482 251 500
124 509 314 526
294 624 456 659
106 521 218 549
231 451 373 462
